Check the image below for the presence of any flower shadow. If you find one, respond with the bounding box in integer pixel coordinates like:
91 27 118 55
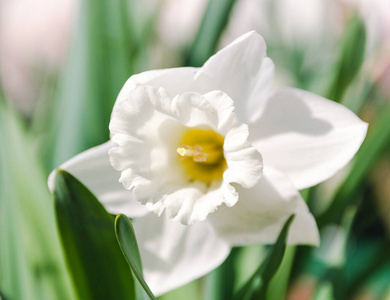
250 89 333 141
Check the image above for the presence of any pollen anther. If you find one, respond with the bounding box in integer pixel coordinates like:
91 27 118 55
177 145 209 162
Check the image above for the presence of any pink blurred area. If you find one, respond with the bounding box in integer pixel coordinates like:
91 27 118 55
0 0 77 114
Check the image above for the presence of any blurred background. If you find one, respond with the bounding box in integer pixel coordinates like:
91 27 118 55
0 0 390 299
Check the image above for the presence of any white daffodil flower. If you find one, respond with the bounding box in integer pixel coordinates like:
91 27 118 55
49 31 368 296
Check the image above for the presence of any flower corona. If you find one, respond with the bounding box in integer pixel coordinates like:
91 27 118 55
176 128 226 183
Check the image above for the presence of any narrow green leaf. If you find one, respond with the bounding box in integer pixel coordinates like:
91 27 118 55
53 170 135 300
233 214 296 300
265 246 297 300
327 15 366 102
185 0 238 67
115 214 157 300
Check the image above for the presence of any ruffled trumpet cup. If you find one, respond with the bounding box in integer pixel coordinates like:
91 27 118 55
49 31 368 295
109 87 262 225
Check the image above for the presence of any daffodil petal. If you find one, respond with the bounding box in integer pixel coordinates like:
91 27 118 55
48 141 148 217
193 31 274 122
133 213 230 296
116 67 199 104
210 167 319 246
249 87 368 190
223 123 263 189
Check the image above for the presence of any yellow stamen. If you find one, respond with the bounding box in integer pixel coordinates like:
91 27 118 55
177 144 224 163
177 145 206 161
176 128 226 183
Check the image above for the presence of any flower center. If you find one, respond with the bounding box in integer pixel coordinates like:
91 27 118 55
176 128 226 183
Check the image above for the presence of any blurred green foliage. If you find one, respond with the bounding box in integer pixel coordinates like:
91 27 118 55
0 100 75 300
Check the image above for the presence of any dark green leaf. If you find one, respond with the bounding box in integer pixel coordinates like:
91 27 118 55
54 170 135 300
115 214 157 300
185 0 238 67
233 214 296 300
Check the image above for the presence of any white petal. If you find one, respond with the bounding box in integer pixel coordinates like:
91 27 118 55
249 87 368 190
193 31 275 122
203 90 238 134
203 90 264 188
223 124 263 188
150 180 240 225
109 86 191 206
116 67 198 105
133 214 230 296
48 141 148 218
210 167 319 246
172 92 219 129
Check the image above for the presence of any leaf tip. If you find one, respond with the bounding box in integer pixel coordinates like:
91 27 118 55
115 213 125 226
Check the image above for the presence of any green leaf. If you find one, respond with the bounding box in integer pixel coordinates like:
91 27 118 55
233 214 296 300
53 170 135 300
115 214 157 300
185 0 238 67
0 101 75 300
327 15 366 102
265 246 297 300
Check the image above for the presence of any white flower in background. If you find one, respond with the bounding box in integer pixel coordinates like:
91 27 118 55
49 31 367 295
